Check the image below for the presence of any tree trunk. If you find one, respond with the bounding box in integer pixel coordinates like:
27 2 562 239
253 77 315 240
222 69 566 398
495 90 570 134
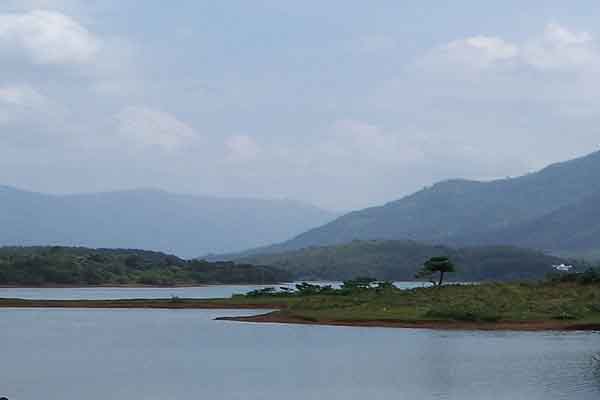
438 271 445 286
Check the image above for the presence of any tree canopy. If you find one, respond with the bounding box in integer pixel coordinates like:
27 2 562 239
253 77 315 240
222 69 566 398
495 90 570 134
415 256 456 286
0 246 291 286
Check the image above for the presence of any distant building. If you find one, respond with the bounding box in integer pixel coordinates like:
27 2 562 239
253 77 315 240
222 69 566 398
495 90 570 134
553 264 574 272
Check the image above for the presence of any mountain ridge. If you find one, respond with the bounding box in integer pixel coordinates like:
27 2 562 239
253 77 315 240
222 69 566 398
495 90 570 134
0 186 337 258
224 150 600 257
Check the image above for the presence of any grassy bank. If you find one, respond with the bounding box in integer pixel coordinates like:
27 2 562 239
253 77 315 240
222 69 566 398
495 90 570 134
247 282 600 326
225 280 600 330
2 281 600 331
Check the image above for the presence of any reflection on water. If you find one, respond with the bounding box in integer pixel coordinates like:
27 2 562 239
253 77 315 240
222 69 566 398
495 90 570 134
1 308 599 400
593 351 600 387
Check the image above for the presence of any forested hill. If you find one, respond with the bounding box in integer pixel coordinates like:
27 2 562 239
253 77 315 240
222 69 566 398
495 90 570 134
0 247 291 286
464 191 600 253
234 240 572 282
0 186 336 258
244 150 600 255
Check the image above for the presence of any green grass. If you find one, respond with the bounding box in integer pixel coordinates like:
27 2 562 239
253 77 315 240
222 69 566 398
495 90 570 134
3 281 599 327
253 282 600 324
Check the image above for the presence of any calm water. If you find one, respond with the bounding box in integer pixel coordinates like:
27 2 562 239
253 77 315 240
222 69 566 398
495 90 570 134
1 308 599 400
0 282 428 300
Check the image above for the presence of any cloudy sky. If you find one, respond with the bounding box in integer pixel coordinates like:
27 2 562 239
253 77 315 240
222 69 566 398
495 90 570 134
1 1 600 211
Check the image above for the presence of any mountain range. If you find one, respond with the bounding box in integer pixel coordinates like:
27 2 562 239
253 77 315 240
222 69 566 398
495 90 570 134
231 150 600 258
3 149 600 267
0 186 336 258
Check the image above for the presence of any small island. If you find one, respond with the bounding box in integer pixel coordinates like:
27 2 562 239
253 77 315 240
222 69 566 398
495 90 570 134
215 277 600 331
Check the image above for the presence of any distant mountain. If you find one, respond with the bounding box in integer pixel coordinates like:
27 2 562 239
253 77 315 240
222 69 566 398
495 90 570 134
0 186 337 258
242 150 600 255
468 191 600 252
234 240 569 281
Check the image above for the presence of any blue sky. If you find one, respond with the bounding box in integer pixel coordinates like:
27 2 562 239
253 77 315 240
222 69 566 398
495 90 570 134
2 1 600 210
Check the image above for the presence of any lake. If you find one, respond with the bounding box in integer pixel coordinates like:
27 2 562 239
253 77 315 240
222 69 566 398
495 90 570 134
0 282 429 300
1 307 599 400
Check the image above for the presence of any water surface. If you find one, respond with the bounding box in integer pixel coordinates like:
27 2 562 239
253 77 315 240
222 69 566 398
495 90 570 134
1 308 599 400
0 281 428 300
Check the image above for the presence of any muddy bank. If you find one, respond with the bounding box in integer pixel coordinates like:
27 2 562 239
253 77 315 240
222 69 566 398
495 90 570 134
215 311 600 332
3 298 599 331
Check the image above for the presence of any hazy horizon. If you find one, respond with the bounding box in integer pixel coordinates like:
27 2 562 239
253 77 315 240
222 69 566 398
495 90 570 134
3 1 600 210
0 183 341 212
2 145 598 215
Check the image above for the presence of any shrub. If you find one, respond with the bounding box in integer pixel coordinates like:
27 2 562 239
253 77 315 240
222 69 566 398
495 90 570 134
170 296 183 304
425 304 501 322
246 287 277 297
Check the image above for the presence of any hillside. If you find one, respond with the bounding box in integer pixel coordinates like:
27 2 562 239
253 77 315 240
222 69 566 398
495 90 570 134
234 240 569 281
0 246 291 286
0 186 336 258
243 150 600 254
467 191 600 252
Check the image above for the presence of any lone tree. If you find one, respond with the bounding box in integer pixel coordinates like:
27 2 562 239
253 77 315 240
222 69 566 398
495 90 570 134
415 256 455 286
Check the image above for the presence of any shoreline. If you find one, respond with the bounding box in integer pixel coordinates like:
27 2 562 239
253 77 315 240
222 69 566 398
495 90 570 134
215 311 600 332
1 298 599 331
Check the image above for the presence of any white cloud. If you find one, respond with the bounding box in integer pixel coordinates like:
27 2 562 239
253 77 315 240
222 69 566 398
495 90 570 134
430 24 598 72
225 134 260 162
522 24 598 70
443 36 519 67
0 10 99 65
544 23 592 46
117 107 197 151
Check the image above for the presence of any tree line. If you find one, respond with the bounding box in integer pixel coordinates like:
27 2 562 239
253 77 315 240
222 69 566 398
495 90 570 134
0 246 291 286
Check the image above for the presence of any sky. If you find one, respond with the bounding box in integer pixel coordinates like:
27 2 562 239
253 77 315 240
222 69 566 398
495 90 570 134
1 1 600 211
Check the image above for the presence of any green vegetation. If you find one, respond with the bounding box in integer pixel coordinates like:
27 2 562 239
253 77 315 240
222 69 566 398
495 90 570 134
236 240 571 281
0 246 291 286
235 276 600 326
548 267 600 285
3 273 600 329
415 256 456 286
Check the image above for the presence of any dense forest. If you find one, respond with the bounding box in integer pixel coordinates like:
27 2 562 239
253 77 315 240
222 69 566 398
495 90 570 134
0 246 291 286
234 240 580 281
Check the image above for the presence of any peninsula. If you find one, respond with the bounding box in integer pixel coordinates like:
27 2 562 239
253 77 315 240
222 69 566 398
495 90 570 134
3 277 600 331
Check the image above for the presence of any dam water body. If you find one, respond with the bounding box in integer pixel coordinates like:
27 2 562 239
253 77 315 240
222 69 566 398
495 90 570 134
1 286 599 399
0 282 427 300
1 308 599 400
